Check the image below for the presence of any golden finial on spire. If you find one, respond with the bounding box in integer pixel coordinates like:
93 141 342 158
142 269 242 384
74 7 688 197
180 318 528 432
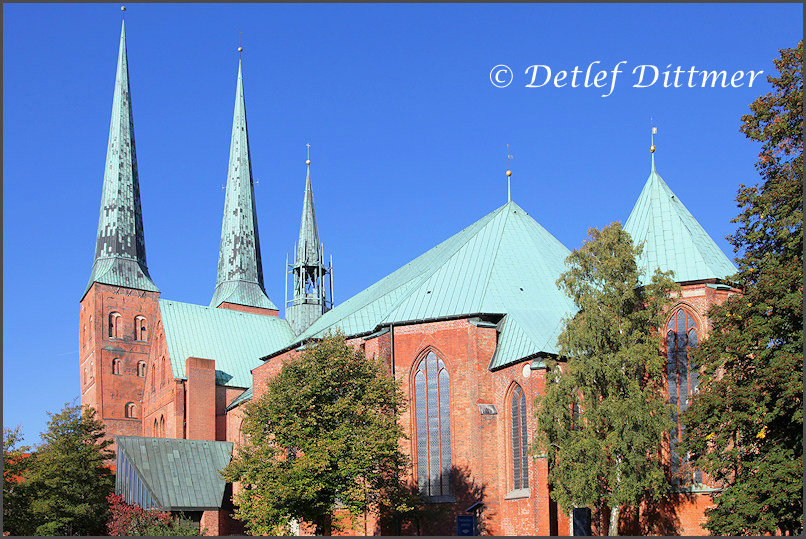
121 5 126 12
306 143 311 166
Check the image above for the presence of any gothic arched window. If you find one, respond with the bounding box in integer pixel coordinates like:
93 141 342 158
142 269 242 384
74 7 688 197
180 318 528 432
159 415 165 437
137 361 146 377
112 358 121 375
413 350 452 497
153 419 158 437
125 402 136 419
510 384 529 490
160 357 166 387
108 312 122 339
134 316 147 341
666 308 701 484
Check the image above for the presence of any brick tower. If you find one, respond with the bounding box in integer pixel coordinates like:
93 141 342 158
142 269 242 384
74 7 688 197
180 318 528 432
210 59 278 317
79 21 159 442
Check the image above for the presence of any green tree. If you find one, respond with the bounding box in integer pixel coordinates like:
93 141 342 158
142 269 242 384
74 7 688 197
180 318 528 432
680 42 803 536
26 404 115 536
223 332 413 536
534 223 677 536
3 427 34 536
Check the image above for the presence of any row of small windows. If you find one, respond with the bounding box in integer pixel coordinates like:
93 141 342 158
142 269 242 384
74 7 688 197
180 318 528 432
111 358 147 377
107 313 148 341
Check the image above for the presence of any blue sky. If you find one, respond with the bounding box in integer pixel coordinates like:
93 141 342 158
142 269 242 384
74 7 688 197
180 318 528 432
3 3 802 443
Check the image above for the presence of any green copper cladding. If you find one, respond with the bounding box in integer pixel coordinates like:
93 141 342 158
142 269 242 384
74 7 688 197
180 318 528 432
115 436 233 511
84 21 158 298
210 60 277 310
624 158 737 285
289 200 578 370
295 166 322 268
159 299 294 388
287 163 331 334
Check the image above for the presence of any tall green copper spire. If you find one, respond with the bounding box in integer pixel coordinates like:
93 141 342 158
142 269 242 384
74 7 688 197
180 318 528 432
84 20 158 298
286 155 332 334
210 60 276 310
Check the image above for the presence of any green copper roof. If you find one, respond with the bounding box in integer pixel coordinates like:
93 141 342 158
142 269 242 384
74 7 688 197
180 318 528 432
116 436 232 511
160 299 294 387
624 157 737 285
84 21 158 299
293 201 577 369
225 387 253 411
210 60 276 310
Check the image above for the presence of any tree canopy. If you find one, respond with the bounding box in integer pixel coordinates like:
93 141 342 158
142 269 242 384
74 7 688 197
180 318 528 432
24 404 115 536
534 222 677 536
3 427 33 536
223 332 414 535
680 41 803 536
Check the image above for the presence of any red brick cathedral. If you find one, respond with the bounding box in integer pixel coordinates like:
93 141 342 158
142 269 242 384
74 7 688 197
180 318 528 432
81 22 741 536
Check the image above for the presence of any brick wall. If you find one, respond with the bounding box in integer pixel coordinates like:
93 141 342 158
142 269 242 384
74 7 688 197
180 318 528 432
80 283 159 451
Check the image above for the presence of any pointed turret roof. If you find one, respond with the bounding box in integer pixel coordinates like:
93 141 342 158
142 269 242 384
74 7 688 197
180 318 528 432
624 157 737 285
294 165 323 268
284 200 577 370
211 60 276 310
84 21 158 298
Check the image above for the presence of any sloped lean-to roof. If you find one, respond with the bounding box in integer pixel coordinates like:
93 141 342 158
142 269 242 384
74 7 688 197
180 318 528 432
160 299 295 388
116 436 233 511
624 156 737 285
279 200 577 370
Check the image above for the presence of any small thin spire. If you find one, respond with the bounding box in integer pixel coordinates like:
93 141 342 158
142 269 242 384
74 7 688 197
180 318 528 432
506 144 513 203
650 119 657 173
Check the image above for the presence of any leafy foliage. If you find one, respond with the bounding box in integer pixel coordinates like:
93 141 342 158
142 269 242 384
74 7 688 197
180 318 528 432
680 41 803 536
223 332 414 535
534 223 677 535
25 404 115 536
2 427 34 536
106 493 204 536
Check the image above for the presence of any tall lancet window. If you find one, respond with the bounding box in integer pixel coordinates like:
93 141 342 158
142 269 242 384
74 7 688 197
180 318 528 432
666 308 701 484
414 351 452 497
511 384 529 490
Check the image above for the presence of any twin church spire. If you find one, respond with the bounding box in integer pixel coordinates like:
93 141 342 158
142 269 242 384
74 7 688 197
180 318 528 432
87 20 330 327
210 60 276 311
84 21 159 299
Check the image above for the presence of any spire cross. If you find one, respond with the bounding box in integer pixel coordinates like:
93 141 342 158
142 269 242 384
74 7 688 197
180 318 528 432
238 31 243 57
306 143 311 166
